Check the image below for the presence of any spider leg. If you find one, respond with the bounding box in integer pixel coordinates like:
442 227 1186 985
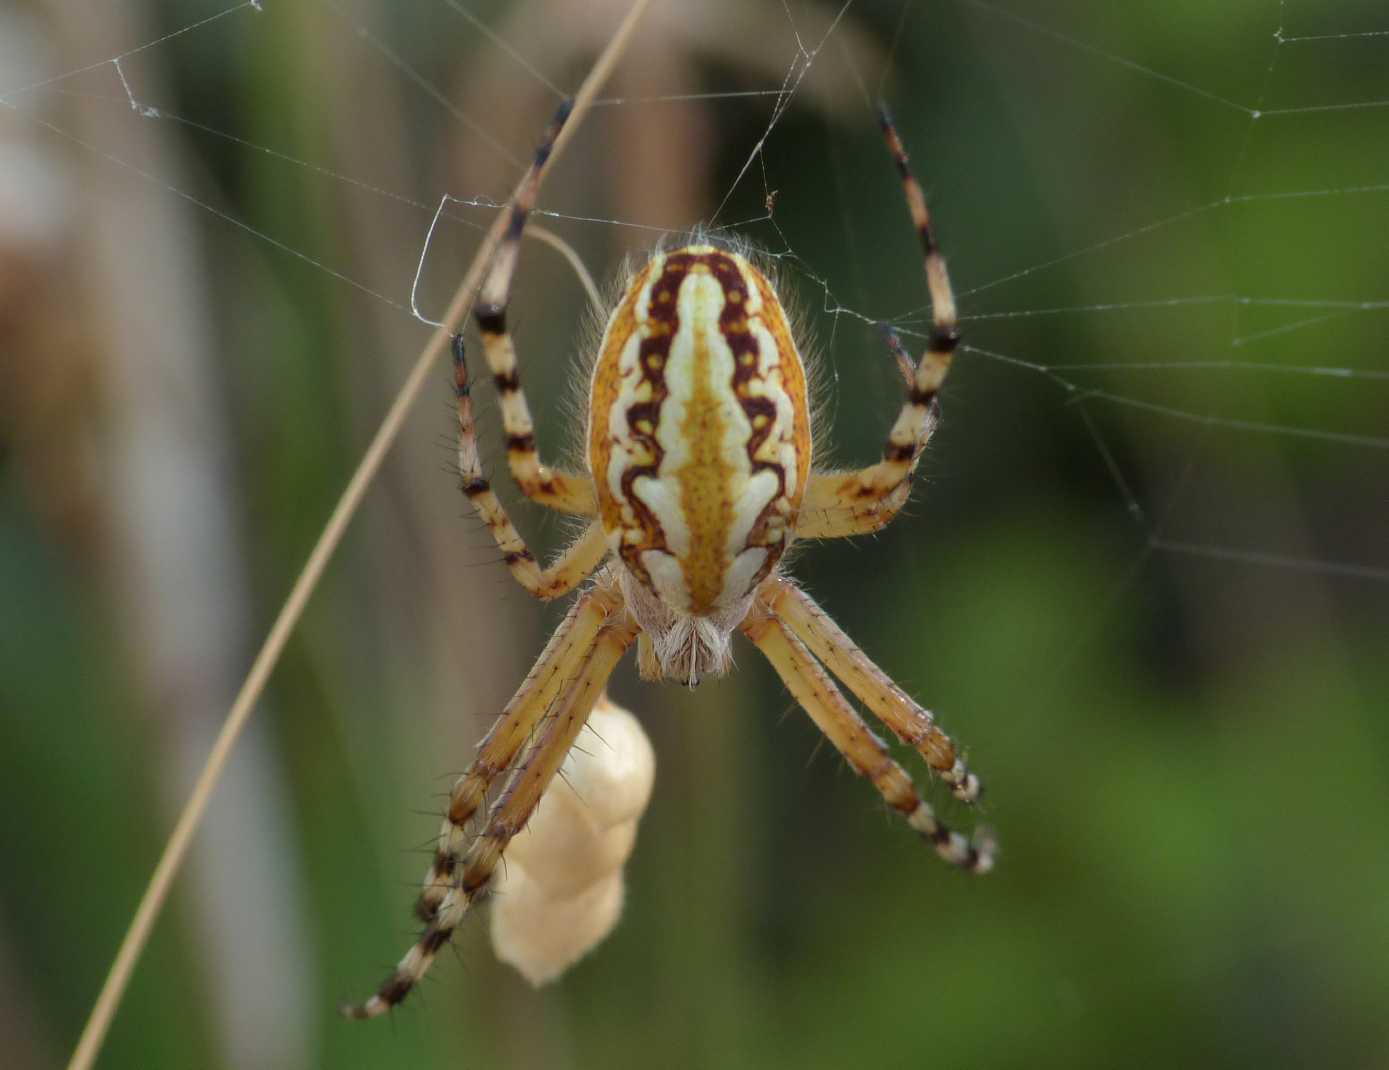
762 577 982 803
454 335 606 600
795 475 912 540
795 106 959 541
473 101 596 516
414 584 624 925
345 607 639 1019
742 608 994 874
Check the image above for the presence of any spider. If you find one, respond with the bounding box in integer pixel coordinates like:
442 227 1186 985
344 101 995 1019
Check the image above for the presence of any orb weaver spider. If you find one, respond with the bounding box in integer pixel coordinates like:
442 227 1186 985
345 101 995 1019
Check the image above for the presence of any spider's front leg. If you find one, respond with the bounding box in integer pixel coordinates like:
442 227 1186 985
796 106 959 541
743 604 994 874
413 584 623 926
344 598 640 1020
761 577 983 804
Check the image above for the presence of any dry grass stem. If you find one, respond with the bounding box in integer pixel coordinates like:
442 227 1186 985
64 3 652 1066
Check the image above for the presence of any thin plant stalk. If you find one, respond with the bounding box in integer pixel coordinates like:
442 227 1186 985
64 3 652 1066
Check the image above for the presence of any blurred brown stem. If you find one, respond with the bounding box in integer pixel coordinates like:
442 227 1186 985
63 2 652 1067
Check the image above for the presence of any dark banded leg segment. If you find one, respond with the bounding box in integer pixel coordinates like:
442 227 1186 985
796 106 960 540
343 612 639 1020
454 336 605 599
743 609 994 875
764 578 983 804
472 101 594 515
414 586 622 925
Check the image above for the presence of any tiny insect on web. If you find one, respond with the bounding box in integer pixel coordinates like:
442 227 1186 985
343 99 996 1020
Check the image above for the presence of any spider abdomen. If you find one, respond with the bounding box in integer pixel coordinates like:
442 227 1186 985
589 246 811 637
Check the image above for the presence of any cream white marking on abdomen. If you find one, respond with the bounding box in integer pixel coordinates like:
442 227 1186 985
588 246 812 621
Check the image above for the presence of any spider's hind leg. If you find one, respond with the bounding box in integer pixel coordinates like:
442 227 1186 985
796 107 960 541
453 335 606 600
472 101 595 515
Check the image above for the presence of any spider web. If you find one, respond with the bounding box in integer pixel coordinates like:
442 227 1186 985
8 0 1382 580
2 1 1386 1067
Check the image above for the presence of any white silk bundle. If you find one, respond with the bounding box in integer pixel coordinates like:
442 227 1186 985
490 694 655 985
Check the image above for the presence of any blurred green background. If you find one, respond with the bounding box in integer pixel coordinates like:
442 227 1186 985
2 1 1387 1068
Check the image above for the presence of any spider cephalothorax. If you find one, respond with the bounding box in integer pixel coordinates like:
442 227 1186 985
345 102 994 1021
590 244 811 684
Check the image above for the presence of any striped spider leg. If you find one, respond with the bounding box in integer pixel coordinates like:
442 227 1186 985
474 100 596 517
408 104 612 931
796 105 959 540
743 594 992 872
346 99 993 1019
346 577 638 1019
